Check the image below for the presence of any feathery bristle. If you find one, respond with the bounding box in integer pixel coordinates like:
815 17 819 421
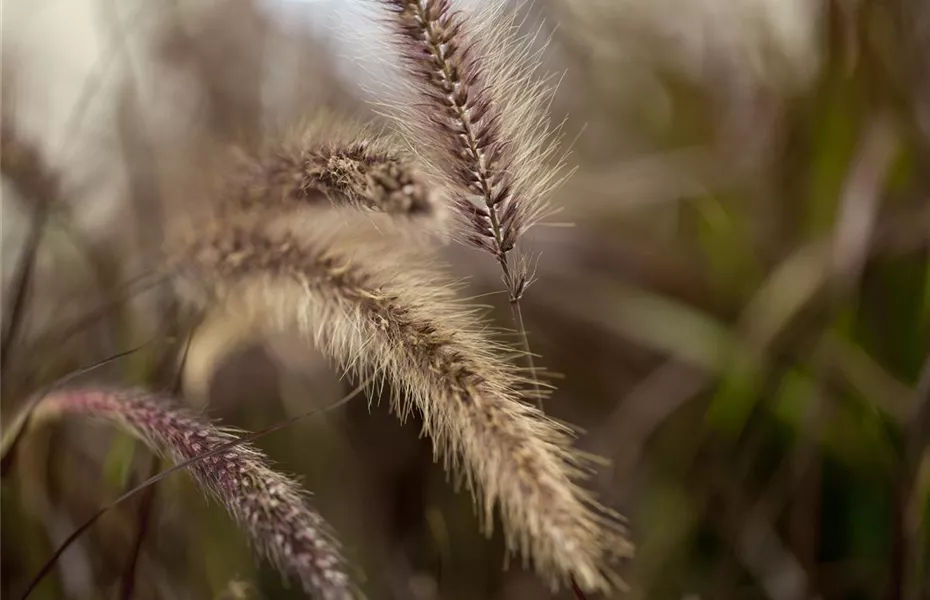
176 212 631 592
225 118 440 219
377 0 565 297
39 387 354 600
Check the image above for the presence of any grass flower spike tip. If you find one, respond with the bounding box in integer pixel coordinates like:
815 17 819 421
226 119 440 220
378 0 566 299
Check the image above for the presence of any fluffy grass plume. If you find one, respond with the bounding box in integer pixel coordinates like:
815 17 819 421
377 0 565 298
37 386 354 600
176 211 631 591
224 117 440 220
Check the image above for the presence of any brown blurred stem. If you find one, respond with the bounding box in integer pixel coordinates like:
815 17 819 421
1 206 49 372
0 121 57 372
570 575 589 600
119 455 160 600
895 355 930 600
118 330 194 599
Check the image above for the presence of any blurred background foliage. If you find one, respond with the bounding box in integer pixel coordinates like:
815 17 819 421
1 0 928 598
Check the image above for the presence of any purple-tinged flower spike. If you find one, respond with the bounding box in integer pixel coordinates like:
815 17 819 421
40 387 355 600
379 0 567 299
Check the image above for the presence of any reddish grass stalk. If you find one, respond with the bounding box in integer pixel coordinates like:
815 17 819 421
40 387 353 600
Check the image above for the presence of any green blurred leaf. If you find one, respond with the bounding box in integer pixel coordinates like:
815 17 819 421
102 431 137 491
